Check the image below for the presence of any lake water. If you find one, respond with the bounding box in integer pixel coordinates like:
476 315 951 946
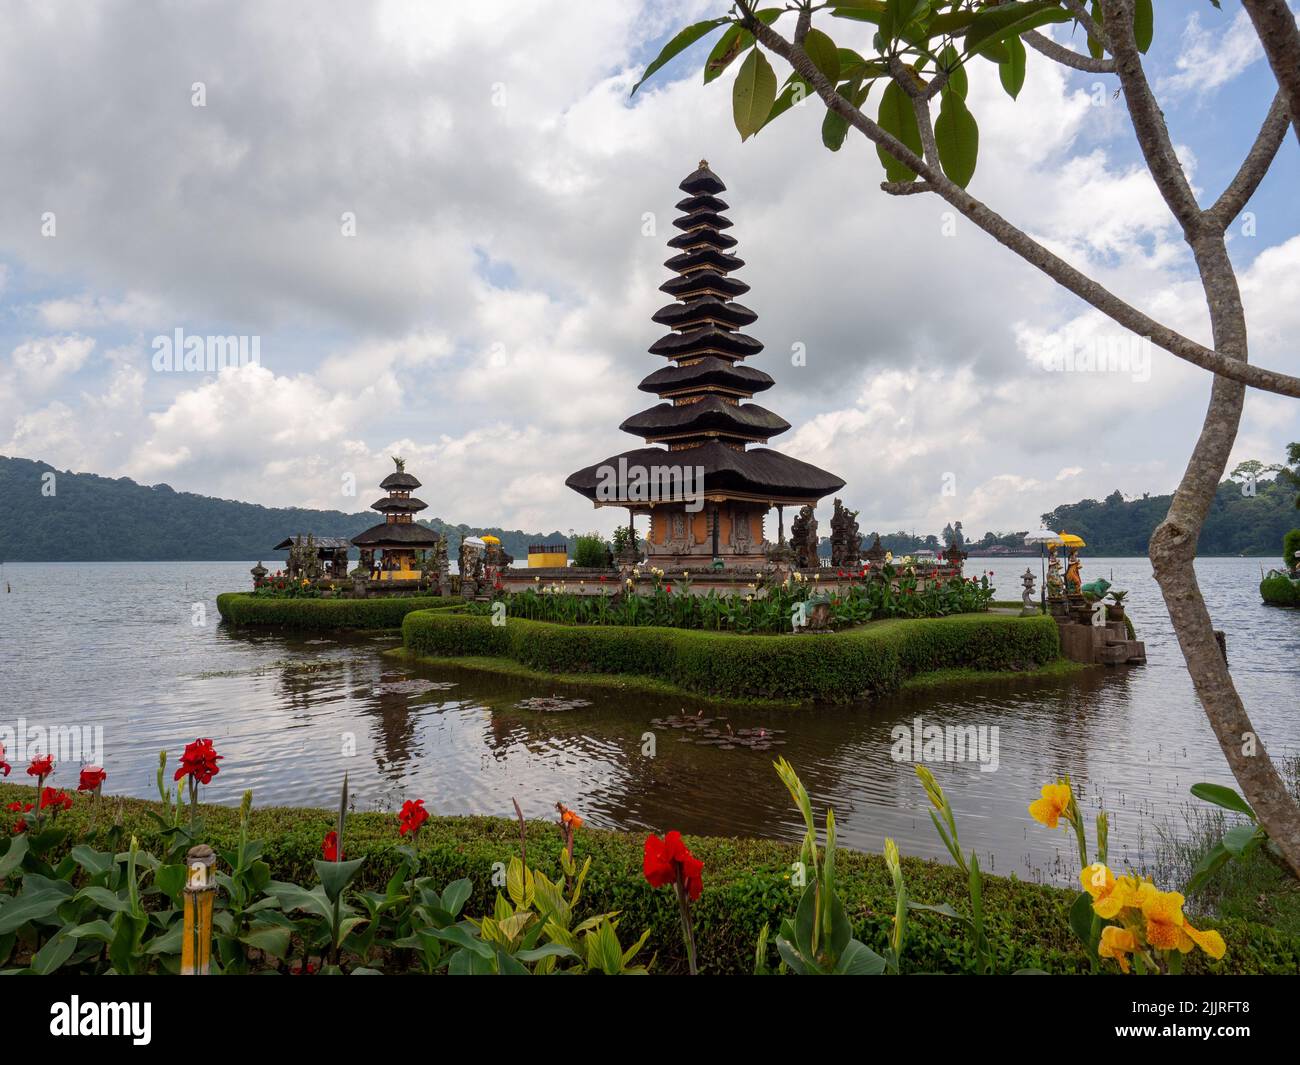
1 556 1295 886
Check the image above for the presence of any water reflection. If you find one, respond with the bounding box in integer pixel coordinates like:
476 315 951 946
3 557 1297 886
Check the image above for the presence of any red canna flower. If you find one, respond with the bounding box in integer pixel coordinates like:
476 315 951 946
78 766 107 792
290 961 317 975
398 798 429 837
7 801 33 834
665 584 673 594
27 753 54 779
0 742 9 777
174 738 223 785
643 830 703 901
39 787 72 813
321 830 342 861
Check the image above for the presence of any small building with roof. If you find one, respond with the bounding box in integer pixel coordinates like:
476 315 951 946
350 457 443 582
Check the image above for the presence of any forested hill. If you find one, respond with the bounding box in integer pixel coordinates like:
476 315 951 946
0 456 567 562
2 455 1295 561
1041 479 1296 556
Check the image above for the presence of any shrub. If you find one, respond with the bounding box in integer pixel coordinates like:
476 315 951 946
570 533 610 568
1260 574 1300 607
2 784 1290 975
402 611 1061 702
217 593 463 630
1284 528 1300 571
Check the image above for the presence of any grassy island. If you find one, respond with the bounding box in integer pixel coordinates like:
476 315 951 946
400 609 1062 703
216 593 463 630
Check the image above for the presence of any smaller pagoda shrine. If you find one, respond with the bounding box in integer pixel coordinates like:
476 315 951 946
351 458 444 584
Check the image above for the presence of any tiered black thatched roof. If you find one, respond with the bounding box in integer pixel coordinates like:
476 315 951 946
566 162 844 506
352 460 441 549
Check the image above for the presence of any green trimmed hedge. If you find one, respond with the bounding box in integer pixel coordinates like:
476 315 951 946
216 593 463 630
1 784 1290 975
1260 574 1300 608
401 611 1061 702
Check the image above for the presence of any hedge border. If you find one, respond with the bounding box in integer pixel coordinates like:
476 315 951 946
400 610 1062 703
1 784 1290 975
216 593 463 630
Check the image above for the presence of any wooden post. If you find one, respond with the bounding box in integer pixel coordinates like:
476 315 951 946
181 844 217 976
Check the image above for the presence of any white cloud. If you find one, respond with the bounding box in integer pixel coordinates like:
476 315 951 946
1160 9 1263 96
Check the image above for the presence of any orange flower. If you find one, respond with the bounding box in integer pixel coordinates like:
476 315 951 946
1080 863 1136 919
1098 925 1138 973
1179 922 1227 960
1029 782 1073 828
558 804 583 830
1137 883 1186 951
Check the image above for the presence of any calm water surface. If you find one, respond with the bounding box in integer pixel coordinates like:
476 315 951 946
2 557 1296 886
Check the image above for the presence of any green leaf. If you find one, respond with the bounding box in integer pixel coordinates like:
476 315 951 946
431 923 494 959
631 19 729 96
939 44 968 100
705 10 782 85
1000 34 1027 99
822 80 869 151
875 79 922 182
965 0 1071 58
441 878 473 918
239 923 292 959
31 929 77 974
834 938 887 974
145 923 183 955
0 834 29 880
154 863 187 902
67 919 117 944
1068 890 1097 956
1184 842 1232 895
68 843 112 879
1133 0 1154 53
935 88 979 188
1190 783 1256 820
733 48 778 141
763 74 812 132
803 28 841 84
314 857 364 903
266 880 335 922
1087 2 1104 60
1222 823 1263 857
74 885 133 913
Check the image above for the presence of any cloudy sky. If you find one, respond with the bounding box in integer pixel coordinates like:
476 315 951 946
1 0 1297 539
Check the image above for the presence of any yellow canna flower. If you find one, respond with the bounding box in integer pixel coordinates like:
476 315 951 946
1029 782 1073 828
1098 925 1138 973
1137 882 1186 951
1080 863 1136 919
1179 922 1227 960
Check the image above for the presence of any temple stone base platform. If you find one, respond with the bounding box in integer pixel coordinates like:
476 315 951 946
1054 615 1146 666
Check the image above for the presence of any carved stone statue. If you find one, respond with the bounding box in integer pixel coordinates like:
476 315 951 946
1020 568 1038 616
790 504 819 570
829 498 862 569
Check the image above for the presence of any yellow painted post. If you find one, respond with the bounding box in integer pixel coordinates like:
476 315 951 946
181 844 217 976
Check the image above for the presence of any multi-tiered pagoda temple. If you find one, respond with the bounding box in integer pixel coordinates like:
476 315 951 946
566 162 844 568
351 457 442 581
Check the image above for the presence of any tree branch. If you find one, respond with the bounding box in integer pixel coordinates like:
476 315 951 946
1062 0 1107 52
1207 92 1290 230
1102 0 1203 234
1241 0 1300 145
733 1 1300 398
1022 29 1116 74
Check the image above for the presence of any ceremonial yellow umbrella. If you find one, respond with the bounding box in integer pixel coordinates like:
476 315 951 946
1058 533 1086 549
481 535 501 544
